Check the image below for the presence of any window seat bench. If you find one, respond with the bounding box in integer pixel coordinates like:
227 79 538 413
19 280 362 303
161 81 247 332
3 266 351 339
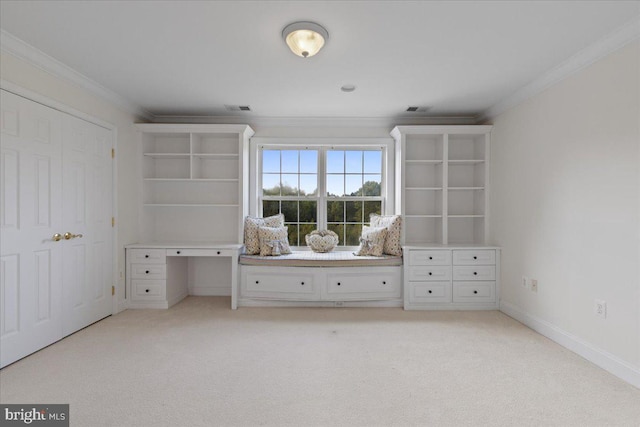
236 251 403 308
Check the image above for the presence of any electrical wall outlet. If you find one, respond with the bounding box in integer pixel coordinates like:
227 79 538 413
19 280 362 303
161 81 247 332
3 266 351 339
335 301 344 308
530 279 538 293
595 300 607 319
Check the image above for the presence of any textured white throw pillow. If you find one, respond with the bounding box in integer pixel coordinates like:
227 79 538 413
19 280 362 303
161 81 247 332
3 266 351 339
244 214 285 255
354 226 387 257
258 226 292 256
369 214 402 256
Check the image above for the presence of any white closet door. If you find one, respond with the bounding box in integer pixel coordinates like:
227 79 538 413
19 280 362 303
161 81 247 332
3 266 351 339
0 90 113 367
61 114 113 336
1 90 64 367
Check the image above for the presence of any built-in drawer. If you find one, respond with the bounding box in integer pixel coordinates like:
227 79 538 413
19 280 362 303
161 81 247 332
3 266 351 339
166 248 235 257
409 250 451 266
130 264 166 280
408 266 451 281
408 282 452 304
244 272 316 299
325 271 401 300
132 280 166 301
452 281 495 303
128 249 166 264
452 250 495 265
452 265 495 281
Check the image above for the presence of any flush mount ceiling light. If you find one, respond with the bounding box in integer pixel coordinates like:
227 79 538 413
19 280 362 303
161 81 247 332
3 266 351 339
282 21 329 58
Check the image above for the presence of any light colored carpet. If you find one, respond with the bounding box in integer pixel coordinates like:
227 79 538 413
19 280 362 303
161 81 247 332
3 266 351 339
1 297 639 427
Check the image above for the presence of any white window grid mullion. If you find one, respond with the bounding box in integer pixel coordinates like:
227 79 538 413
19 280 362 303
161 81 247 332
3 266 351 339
318 146 326 230
258 145 263 216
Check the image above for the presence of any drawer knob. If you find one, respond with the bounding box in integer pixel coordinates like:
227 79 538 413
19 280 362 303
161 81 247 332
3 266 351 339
301 282 305 285
217 251 221 255
177 251 181 254
145 270 150 274
473 256 477 260
255 280 259 284
428 290 432 294
473 290 478 294
145 255 149 258
473 272 478 275
382 281 386 285
337 282 341 286
145 289 150 293
428 272 432 276
429 256 433 260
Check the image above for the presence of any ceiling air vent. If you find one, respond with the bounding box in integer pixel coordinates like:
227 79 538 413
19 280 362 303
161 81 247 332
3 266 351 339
225 105 252 112
406 106 429 113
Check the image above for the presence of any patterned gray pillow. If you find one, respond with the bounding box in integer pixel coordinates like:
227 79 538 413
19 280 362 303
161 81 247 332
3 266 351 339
258 226 292 256
244 214 285 255
354 226 387 257
369 214 402 256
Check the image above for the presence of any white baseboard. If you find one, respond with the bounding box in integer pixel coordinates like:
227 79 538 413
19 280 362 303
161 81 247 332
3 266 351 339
500 301 640 389
116 299 129 313
168 291 189 308
237 299 403 308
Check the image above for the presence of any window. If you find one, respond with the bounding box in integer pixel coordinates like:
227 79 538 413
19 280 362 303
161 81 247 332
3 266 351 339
259 146 384 247
262 149 318 246
326 150 382 245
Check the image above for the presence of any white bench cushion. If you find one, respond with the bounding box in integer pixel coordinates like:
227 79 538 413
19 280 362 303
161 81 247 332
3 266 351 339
239 251 402 267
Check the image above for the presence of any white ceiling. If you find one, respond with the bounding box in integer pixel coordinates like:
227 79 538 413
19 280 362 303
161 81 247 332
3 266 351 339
1 1 638 120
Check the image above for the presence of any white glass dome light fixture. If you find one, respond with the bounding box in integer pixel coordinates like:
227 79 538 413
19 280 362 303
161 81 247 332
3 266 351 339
282 21 329 58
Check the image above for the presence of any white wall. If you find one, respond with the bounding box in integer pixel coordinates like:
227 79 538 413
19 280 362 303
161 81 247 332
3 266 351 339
490 41 640 374
1 51 143 307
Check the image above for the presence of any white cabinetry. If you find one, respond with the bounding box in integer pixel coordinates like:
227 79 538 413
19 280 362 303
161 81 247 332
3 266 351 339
239 266 402 306
404 246 500 310
137 124 254 243
391 126 491 245
126 244 242 309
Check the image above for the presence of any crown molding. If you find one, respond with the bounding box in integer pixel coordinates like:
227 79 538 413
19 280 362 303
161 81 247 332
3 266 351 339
481 15 640 123
150 114 478 128
0 29 154 121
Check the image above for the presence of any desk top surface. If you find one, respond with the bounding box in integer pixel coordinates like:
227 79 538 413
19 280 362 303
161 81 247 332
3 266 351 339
126 242 243 250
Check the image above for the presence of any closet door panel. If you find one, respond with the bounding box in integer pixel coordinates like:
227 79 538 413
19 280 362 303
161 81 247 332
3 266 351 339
0 90 64 367
61 115 113 336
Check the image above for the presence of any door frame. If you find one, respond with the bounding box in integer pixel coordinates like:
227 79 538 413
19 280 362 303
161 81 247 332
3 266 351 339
1 79 120 315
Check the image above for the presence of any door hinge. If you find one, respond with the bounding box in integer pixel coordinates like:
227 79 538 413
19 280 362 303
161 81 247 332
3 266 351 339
112 217 115 227
112 286 115 296
111 148 115 158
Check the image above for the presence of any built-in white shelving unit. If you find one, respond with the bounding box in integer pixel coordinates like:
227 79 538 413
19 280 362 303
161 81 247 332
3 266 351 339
137 124 254 243
391 125 492 245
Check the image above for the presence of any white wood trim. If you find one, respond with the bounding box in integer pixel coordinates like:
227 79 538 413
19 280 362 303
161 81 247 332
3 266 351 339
136 123 254 135
483 132 491 243
1 80 115 130
111 126 120 315
117 299 129 313
1 30 153 121
237 299 403 308
481 16 640 122
500 301 640 389
442 134 449 244
392 125 492 135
